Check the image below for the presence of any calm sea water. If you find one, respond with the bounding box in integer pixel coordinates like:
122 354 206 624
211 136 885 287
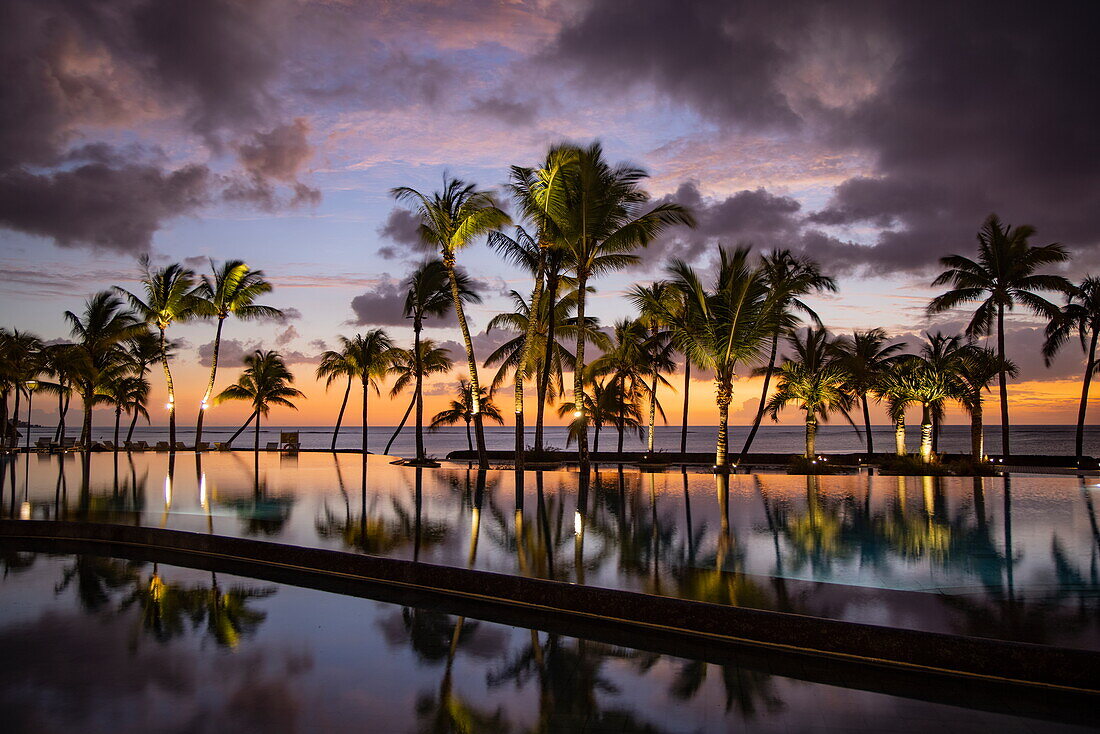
26 422 1100 457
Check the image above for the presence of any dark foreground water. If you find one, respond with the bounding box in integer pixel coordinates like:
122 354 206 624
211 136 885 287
5 452 1099 652
0 552 1095 733
21 423 1100 457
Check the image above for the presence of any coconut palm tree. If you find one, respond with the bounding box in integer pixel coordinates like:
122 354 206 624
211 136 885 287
874 357 920 457
64 292 143 446
955 344 1017 460
383 340 454 456
315 348 356 452
116 256 203 447
103 374 150 449
737 251 836 462
336 330 395 456
928 214 1073 457
430 380 504 454
391 177 511 468
659 247 775 468
193 260 282 447
764 328 855 459
214 350 304 452
557 142 694 469
829 328 907 457
628 281 681 454
1043 276 1100 464
403 259 480 463
41 342 83 444
0 330 42 448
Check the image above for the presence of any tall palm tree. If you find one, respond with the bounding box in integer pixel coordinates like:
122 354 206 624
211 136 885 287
41 342 83 444
391 177 511 468
64 292 143 446
764 328 855 458
336 330 394 456
0 330 42 448
829 328 907 457
885 338 964 463
659 247 775 468
116 256 202 447
104 375 149 448
557 142 694 470
214 350 304 452
430 379 504 453
383 340 454 456
874 357 920 457
928 214 1072 457
193 260 281 447
1043 276 1100 464
315 348 356 451
955 344 1017 460
628 282 681 454
737 251 836 462
124 330 164 444
403 259 480 463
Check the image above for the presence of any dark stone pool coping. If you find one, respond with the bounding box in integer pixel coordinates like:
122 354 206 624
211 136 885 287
1 519 1097 705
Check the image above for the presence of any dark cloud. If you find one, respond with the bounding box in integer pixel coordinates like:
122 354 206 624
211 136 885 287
349 279 409 326
550 0 1100 270
258 306 302 324
377 246 400 260
308 338 328 351
470 96 539 126
198 338 261 368
225 118 320 210
275 325 299 346
377 208 425 248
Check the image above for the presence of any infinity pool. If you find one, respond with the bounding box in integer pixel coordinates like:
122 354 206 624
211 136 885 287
1 552 1094 733
3 452 1098 650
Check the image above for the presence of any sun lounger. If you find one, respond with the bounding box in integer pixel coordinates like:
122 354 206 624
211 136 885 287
195 441 209 451
100 441 116 451
174 442 187 451
35 437 54 451
60 437 76 450
265 442 279 451
155 441 170 451
125 440 149 451
214 442 231 451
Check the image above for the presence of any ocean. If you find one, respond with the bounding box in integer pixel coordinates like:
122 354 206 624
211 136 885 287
20 422 1100 457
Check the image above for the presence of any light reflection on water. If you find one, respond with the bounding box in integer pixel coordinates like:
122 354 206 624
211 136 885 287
2 451 1099 649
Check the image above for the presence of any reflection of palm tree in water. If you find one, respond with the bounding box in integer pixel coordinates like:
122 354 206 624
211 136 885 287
668 657 784 721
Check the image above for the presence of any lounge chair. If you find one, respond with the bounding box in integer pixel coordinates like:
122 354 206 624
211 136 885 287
35 437 54 451
59 437 76 450
100 441 116 451
128 440 149 451
265 442 279 451
174 442 187 451
214 442 231 451
195 441 209 452
154 441 170 451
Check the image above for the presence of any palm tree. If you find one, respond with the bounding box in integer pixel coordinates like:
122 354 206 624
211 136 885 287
124 330 164 443
764 328 855 458
557 142 694 469
829 328 907 457
403 259 480 463
928 214 1073 457
1043 276 1100 464
64 292 143 446
955 344 1017 460
116 256 202 447
0 330 42 448
737 251 836 462
875 357 920 457
41 342 83 444
104 374 150 448
659 247 775 468
193 259 281 447
336 330 394 455
214 350 304 452
628 282 681 454
391 177 511 468
884 338 964 463
383 340 454 455
430 380 504 453
315 348 356 451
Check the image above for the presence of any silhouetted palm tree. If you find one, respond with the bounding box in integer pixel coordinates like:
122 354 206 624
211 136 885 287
430 380 504 454
384 340 453 456
928 214 1072 457
215 350 304 452
1043 275 1100 463
829 328 907 456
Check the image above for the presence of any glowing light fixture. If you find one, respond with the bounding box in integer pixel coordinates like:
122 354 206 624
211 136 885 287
573 410 582 418
20 502 31 520
574 510 583 535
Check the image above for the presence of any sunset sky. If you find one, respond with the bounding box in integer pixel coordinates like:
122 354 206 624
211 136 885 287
2 0 1097 428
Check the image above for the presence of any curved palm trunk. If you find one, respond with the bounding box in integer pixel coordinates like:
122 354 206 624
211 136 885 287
254 408 261 453
195 316 225 447
0 390 8 447
54 387 64 441
647 355 659 454
126 406 140 444
331 376 352 451
227 410 257 445
573 271 590 470
444 258 488 469
159 327 177 449
894 415 906 456
737 330 780 463
680 360 691 455
413 318 426 462
996 304 1010 458
384 393 415 455
1075 328 1098 463
534 272 560 453
805 415 817 458
10 386 21 449
919 403 934 463
81 388 94 447
862 394 873 456
514 252 547 470
617 421 625 454
464 419 473 454
114 405 122 449
970 398 984 460
361 378 369 456
715 378 732 469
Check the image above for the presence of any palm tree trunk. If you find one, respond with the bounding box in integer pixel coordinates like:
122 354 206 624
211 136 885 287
737 329 779 462
361 377 369 455
254 408 261 453
159 327 177 449
862 394 873 456
997 303 1010 458
806 415 817 458
54 388 63 442
970 399 984 460
514 252 547 470
680 359 690 455
593 425 600 454
413 319 426 462
331 376 351 451
715 378 732 469
465 419 473 453
534 272 559 454
0 390 8 448
195 316 225 447
574 270 590 471
894 414 906 456
384 393 415 455
126 407 140 444
228 410 256 445
114 406 121 449
919 403 933 462
81 388 93 446
617 422 624 454
444 258 488 469
10 386 20 449
1075 328 1098 464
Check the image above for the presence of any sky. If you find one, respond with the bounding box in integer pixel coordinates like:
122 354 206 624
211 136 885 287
1 0 1098 429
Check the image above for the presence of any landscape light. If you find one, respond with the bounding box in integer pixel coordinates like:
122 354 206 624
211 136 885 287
20 502 31 520
574 510 583 535
573 410 582 418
